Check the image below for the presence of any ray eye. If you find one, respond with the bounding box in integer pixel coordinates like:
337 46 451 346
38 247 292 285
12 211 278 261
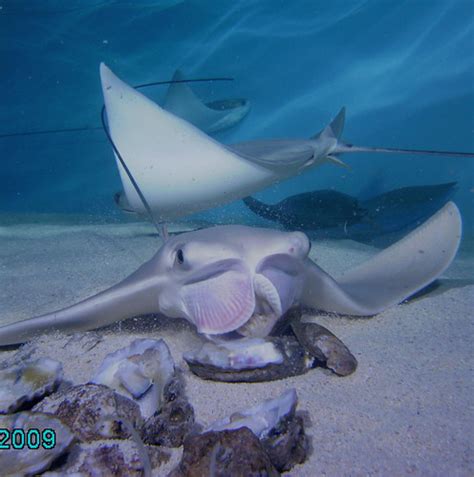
176 249 184 264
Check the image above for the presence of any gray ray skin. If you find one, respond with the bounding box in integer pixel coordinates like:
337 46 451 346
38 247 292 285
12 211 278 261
243 191 367 230
243 182 457 240
351 182 458 240
229 107 474 171
0 202 461 347
163 69 250 134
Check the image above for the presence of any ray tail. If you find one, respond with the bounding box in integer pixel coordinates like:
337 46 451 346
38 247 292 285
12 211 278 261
336 143 474 158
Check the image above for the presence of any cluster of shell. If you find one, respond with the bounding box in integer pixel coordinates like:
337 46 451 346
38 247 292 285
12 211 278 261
185 308 358 382
0 310 356 476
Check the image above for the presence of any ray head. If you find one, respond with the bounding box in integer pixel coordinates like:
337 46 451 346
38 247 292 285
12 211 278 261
151 225 311 335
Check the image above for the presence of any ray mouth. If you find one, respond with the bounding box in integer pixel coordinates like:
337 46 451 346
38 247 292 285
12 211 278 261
255 254 305 316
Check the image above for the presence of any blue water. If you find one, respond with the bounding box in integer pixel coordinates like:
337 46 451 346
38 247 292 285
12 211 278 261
1 0 473 230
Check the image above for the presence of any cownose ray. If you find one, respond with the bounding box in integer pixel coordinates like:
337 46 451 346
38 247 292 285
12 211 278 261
243 190 368 230
100 63 474 223
0 201 461 346
163 69 251 134
243 182 457 240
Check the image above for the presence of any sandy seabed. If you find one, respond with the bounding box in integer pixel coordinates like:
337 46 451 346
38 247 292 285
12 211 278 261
1 216 473 476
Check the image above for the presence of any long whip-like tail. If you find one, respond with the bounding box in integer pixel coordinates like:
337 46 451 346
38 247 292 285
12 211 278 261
242 196 280 222
336 143 474 158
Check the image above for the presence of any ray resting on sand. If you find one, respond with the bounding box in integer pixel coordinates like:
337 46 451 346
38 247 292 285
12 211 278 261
0 201 461 346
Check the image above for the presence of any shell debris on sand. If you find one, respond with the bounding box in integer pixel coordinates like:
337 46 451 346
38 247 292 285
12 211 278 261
0 412 75 477
290 310 358 376
184 307 357 381
91 338 176 419
91 337 196 447
33 383 144 442
206 388 308 472
0 357 63 414
184 335 312 382
1 220 472 476
170 427 280 477
0 330 312 475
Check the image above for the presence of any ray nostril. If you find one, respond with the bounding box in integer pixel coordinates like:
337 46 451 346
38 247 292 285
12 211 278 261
289 231 311 256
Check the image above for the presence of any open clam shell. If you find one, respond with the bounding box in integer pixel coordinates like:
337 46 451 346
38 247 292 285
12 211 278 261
0 357 63 414
184 336 313 382
91 338 175 419
207 388 297 438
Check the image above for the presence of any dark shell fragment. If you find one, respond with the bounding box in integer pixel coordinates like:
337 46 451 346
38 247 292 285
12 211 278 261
291 313 357 376
169 427 280 477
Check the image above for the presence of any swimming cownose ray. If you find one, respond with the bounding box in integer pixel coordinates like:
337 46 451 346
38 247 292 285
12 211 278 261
162 69 251 134
100 64 473 222
243 182 457 240
243 190 368 230
101 63 312 223
357 182 457 237
0 201 461 346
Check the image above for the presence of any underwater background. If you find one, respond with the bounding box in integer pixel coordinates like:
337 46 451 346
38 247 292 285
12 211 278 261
1 4 473 476
1 0 473 231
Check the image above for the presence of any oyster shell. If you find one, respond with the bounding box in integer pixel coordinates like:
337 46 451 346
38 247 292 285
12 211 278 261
185 336 312 382
91 338 175 419
45 439 149 477
170 427 279 477
33 383 143 442
291 312 357 376
141 374 195 447
207 388 297 438
206 388 307 472
0 357 63 414
0 411 74 477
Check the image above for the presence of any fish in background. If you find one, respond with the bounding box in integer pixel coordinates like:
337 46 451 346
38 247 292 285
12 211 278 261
163 70 251 134
243 182 457 245
244 191 368 231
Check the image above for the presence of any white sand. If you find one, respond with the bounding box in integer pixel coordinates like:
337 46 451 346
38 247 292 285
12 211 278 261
1 219 473 476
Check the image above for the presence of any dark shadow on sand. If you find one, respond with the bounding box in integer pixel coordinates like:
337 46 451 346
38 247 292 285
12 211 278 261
403 278 474 303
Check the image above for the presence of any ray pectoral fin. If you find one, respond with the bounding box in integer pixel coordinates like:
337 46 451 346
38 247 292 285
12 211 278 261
301 202 462 315
181 264 255 335
300 261 374 315
0 258 162 347
163 69 221 130
312 107 346 140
